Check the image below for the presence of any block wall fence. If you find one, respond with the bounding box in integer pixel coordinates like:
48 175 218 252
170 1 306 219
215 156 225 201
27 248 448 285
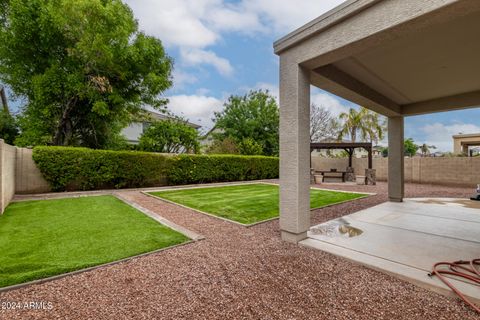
1 139 479 213
312 156 480 187
0 140 17 213
0 140 50 214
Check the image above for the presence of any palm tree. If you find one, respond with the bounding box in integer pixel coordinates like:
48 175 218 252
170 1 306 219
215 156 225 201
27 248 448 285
419 143 436 157
337 107 386 143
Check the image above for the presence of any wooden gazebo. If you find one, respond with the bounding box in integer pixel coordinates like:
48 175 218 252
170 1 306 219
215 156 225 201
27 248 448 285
310 142 373 169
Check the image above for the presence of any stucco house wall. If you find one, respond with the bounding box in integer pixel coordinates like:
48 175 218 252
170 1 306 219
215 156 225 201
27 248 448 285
453 133 480 155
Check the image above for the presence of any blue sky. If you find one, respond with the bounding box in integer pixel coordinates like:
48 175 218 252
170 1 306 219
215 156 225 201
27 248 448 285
123 0 480 152
10 0 480 151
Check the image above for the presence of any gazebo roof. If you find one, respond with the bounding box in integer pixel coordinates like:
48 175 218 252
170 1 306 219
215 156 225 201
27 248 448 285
310 142 373 169
310 142 372 150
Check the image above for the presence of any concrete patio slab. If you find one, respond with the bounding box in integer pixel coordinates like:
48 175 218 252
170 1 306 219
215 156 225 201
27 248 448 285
349 201 480 224
301 198 480 305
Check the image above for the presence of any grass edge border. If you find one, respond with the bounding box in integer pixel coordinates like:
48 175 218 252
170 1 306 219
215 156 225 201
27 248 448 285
0 240 194 294
142 191 256 227
0 194 203 293
113 193 204 241
143 182 375 228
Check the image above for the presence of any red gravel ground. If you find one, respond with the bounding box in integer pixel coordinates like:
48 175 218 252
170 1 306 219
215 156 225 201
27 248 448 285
0 182 478 319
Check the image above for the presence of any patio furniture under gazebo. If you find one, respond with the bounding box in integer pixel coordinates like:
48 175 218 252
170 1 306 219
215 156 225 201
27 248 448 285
310 142 375 184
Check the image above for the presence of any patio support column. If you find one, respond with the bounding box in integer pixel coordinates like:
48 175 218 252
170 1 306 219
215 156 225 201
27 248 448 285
388 116 404 202
279 56 311 243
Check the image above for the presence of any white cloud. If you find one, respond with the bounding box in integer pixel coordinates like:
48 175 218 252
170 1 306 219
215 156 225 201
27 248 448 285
242 0 345 34
180 49 234 76
311 92 351 116
125 0 346 45
208 5 265 34
166 94 224 129
254 82 279 100
421 122 480 152
171 69 198 89
240 84 350 116
125 0 218 48
195 88 211 96
125 0 347 76
161 85 352 133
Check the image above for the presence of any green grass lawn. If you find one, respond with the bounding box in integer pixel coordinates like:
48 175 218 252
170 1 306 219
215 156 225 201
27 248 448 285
0 195 189 288
149 183 367 225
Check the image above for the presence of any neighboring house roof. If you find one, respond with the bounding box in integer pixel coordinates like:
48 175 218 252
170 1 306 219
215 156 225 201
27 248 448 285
199 127 224 147
143 110 201 129
452 133 480 139
122 109 201 144
201 126 223 138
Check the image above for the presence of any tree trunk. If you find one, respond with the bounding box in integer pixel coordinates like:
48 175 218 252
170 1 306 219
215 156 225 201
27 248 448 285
350 128 356 143
53 98 76 146
0 87 9 114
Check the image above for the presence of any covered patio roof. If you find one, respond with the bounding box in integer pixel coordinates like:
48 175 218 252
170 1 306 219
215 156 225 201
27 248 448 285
274 0 480 117
274 0 480 243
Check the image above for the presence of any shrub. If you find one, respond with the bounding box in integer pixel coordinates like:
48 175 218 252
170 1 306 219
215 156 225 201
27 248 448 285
205 137 239 155
33 147 172 191
167 154 279 185
238 138 263 155
139 119 200 154
33 146 279 191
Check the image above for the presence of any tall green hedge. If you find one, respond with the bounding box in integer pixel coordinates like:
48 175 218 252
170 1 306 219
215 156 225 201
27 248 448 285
32 147 172 191
167 154 279 185
32 146 279 191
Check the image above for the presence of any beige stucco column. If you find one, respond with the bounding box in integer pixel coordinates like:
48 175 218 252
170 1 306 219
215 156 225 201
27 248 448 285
279 56 311 243
388 116 404 202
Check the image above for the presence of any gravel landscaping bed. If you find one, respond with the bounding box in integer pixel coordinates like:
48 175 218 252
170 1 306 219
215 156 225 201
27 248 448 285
0 182 477 319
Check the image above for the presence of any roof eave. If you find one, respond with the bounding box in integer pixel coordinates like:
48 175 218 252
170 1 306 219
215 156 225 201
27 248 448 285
273 0 381 55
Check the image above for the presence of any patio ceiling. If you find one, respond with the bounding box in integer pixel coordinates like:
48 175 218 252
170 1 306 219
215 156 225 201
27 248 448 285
274 0 480 117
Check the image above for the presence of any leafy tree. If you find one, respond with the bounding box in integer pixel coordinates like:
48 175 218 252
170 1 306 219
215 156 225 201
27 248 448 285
0 0 172 148
403 138 418 157
379 138 420 157
0 110 18 144
337 107 386 143
213 90 279 156
381 146 388 158
0 0 8 26
238 138 263 155
139 119 200 154
0 84 18 144
364 110 386 144
310 104 338 142
205 137 239 155
382 138 418 157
